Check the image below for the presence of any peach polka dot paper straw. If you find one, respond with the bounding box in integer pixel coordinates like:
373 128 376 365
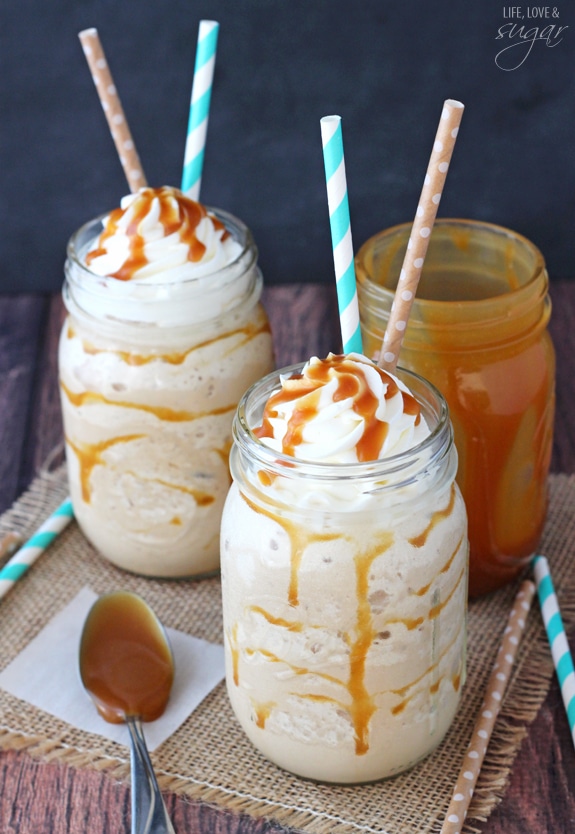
378 99 464 372
440 579 536 834
78 28 147 193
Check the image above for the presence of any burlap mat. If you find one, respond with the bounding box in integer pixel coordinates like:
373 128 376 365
0 466 573 834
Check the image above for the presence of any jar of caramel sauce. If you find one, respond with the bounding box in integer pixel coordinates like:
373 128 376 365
355 219 555 596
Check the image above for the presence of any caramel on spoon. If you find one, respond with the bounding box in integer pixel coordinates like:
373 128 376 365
79 591 176 834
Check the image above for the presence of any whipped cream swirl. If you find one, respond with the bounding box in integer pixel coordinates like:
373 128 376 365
255 353 431 464
85 186 242 282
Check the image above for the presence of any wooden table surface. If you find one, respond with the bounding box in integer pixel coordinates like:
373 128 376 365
0 282 574 833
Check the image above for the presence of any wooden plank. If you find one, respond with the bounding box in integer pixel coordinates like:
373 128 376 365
548 281 575 474
0 296 47 513
0 749 290 833
20 293 66 488
262 282 340 367
488 684 575 832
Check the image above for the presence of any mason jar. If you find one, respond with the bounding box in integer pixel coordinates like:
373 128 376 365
220 364 468 783
59 207 274 578
355 219 555 597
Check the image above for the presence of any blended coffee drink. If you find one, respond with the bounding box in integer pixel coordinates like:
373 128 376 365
59 186 274 578
220 354 468 783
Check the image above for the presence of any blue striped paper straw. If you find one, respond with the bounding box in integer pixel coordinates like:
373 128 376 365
320 115 363 355
0 498 74 600
533 554 575 748
181 20 220 200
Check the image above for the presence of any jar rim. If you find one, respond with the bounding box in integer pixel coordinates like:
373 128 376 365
355 217 547 309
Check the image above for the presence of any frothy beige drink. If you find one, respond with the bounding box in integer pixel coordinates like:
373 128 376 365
221 354 468 782
59 186 274 577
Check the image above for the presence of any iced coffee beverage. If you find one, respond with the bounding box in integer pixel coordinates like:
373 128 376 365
220 354 468 783
59 186 274 577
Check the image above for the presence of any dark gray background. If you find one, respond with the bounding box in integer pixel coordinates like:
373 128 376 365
1 0 573 291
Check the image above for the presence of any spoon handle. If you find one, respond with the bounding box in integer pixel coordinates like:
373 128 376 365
127 717 176 834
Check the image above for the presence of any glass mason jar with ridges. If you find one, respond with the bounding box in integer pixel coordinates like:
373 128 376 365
220 363 468 783
59 206 274 578
355 219 555 597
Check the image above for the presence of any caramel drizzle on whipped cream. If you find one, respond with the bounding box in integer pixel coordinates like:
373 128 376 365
85 187 229 282
254 354 421 462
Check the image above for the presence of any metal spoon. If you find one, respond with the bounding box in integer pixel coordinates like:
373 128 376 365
79 590 176 834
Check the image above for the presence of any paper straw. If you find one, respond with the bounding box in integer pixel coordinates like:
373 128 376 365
320 115 362 355
440 579 536 834
533 554 575 748
181 20 220 200
78 28 147 193
0 499 74 601
378 99 464 372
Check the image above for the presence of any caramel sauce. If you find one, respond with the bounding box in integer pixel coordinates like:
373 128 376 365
429 564 466 620
440 534 465 575
247 606 306 632
299 692 344 705
79 591 173 723
377 534 465 635
65 431 217 507
257 470 273 487
414 581 432 597
60 379 235 423
412 533 465 599
360 244 554 595
388 626 463 715
254 354 420 461
85 187 230 282
66 434 145 502
240 490 341 607
244 647 344 687
75 318 270 367
384 616 425 630
131 474 215 508
450 226 472 254
253 702 276 729
228 623 240 686
408 485 456 548
347 535 393 754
